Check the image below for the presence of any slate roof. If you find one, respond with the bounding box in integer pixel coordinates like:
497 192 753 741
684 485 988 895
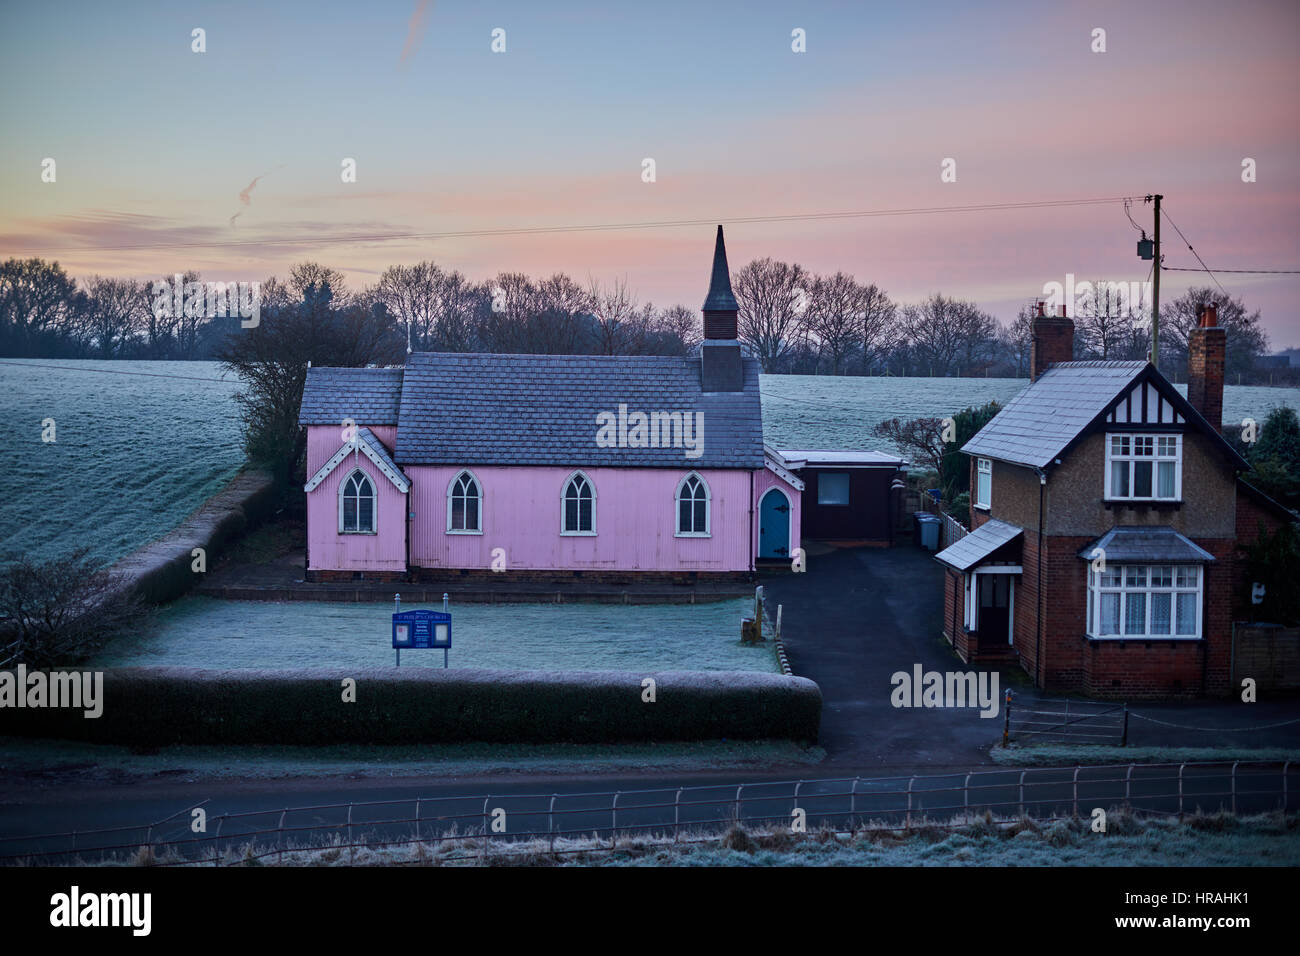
393 352 765 468
961 361 1147 469
934 518 1023 572
1078 526 1216 564
299 367 403 425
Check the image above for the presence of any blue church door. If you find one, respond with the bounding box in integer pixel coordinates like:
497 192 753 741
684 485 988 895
759 489 791 559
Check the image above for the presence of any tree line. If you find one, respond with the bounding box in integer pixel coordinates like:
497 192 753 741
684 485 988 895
0 255 1282 383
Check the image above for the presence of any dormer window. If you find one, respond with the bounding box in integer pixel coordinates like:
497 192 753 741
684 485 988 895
974 458 992 510
1105 434 1181 501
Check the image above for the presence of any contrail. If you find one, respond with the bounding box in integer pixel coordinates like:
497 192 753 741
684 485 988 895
399 0 433 68
229 166 285 227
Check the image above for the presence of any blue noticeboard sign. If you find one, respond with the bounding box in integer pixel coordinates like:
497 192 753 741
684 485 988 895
392 610 452 649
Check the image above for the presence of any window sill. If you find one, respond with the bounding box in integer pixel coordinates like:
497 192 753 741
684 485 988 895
675 532 712 539
1103 499 1182 509
560 530 597 537
339 530 377 536
446 529 483 536
1084 634 1202 643
973 503 990 512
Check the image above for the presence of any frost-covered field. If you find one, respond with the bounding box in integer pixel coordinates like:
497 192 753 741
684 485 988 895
3 360 1293 568
2 360 243 568
96 596 780 673
760 373 1298 457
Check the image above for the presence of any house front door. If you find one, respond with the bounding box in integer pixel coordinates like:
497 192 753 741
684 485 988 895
759 488 791 559
976 573 1011 650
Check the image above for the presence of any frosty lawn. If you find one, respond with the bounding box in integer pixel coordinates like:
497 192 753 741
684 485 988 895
97 596 780 673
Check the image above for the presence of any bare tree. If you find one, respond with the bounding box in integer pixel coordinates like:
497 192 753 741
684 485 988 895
587 275 638 355
858 283 898 374
804 272 864 375
82 276 148 358
1158 286 1268 381
734 258 807 372
655 304 702 353
0 258 83 356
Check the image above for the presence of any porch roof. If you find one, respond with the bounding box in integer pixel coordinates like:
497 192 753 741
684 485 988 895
934 518 1023 572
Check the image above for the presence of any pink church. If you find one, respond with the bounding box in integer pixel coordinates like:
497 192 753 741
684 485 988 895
298 227 804 582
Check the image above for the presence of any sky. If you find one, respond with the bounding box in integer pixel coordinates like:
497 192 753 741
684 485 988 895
1 0 1298 346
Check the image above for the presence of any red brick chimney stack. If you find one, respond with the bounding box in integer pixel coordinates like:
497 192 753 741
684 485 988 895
1031 302 1074 379
1187 304 1226 429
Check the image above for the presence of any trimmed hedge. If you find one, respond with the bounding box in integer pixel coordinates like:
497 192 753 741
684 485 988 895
0 667 822 745
107 470 277 605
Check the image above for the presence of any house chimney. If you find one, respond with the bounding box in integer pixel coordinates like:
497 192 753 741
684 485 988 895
1187 304 1225 429
1031 303 1074 379
700 225 744 391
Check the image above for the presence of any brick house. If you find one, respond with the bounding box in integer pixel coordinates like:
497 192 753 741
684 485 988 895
935 304 1296 698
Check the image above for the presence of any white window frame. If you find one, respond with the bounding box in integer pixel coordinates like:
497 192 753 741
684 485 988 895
446 469 484 535
1104 432 1182 502
560 471 597 536
338 468 377 534
974 458 992 510
1086 563 1203 640
675 472 712 537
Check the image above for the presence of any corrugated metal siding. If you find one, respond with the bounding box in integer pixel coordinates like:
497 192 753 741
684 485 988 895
306 428 406 572
409 465 753 572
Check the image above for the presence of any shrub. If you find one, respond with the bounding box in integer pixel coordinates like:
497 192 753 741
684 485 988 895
0 548 143 667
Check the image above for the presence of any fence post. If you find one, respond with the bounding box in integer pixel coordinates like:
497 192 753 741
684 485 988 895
1018 771 1026 817
1121 704 1129 747
348 803 354 864
906 776 915 830
1072 767 1080 819
734 785 743 830
1231 762 1238 815
611 792 620 849
850 779 858 829
1002 690 1012 747
212 815 226 867
549 795 557 852
1178 763 1185 821
674 788 682 844
1284 761 1291 814
277 809 287 865
964 773 971 817
1125 765 1133 806
414 799 421 846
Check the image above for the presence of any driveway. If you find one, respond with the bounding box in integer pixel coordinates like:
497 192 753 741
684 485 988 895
760 545 1012 768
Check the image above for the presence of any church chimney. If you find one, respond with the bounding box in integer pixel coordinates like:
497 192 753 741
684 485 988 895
1187 304 1226 429
700 225 744 391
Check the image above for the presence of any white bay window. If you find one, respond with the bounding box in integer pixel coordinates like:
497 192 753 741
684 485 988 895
1087 564 1202 639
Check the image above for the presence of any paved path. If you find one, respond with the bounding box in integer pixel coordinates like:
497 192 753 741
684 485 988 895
761 545 1012 768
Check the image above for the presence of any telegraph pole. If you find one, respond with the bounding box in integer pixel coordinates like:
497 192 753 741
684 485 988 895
1149 194 1162 370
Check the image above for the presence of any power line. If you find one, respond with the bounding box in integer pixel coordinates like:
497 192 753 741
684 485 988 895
1160 208 1228 297
12 196 1141 256
0 359 235 384
1162 266 1300 275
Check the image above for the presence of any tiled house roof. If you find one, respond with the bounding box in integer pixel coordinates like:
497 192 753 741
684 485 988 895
299 367 403 425
393 352 765 468
962 361 1146 469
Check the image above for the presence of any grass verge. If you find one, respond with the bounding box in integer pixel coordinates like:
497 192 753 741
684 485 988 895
991 743 1300 767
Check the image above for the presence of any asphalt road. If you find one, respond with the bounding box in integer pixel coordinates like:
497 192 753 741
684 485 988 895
1 762 1292 864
